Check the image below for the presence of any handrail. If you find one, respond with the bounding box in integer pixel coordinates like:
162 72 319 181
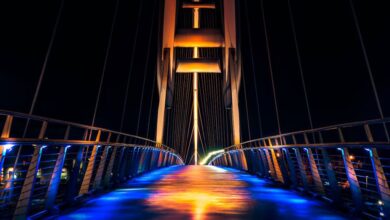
204 117 390 165
0 109 182 159
224 117 390 151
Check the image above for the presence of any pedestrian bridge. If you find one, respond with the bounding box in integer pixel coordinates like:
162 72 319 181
1 0 389 219
0 110 389 219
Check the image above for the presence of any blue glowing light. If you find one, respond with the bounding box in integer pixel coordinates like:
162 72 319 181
2 144 14 156
364 148 373 157
58 166 347 220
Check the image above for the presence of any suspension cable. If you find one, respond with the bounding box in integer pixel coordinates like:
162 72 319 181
241 67 252 140
260 0 282 135
244 0 264 138
348 0 389 141
29 0 65 116
119 0 144 132
14 0 65 195
91 0 120 127
136 0 157 135
146 66 157 139
287 0 314 130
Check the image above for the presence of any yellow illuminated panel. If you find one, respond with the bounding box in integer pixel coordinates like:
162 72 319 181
176 60 221 73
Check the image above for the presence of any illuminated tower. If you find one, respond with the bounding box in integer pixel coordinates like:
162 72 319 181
156 0 241 164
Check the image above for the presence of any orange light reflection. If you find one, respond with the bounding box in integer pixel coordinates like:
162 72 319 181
147 166 253 220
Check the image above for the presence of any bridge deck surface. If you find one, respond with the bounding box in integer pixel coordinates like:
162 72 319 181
57 165 346 220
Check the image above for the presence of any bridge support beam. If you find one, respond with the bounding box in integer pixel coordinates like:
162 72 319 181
14 121 47 219
79 130 101 195
229 53 241 146
156 50 170 146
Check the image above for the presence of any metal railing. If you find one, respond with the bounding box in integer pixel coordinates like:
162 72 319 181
208 118 390 219
0 110 184 219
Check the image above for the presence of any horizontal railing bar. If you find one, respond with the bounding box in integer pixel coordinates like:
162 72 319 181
223 117 390 150
0 109 173 151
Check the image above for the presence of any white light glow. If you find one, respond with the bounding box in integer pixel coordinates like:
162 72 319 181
200 149 224 165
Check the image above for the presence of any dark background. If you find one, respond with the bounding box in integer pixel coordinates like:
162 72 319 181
0 0 389 145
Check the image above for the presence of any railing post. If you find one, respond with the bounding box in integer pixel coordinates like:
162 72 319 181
253 149 264 176
104 146 118 188
118 147 128 182
337 128 363 212
367 148 390 218
239 149 248 171
126 147 135 178
282 148 297 188
114 147 125 182
66 145 84 204
338 147 363 213
268 139 285 183
258 149 269 177
365 124 390 218
45 126 71 212
321 148 341 204
93 145 110 190
79 129 101 195
263 149 276 180
293 148 310 191
13 121 47 220
93 133 111 189
0 115 13 173
137 149 147 174
157 150 163 167
45 145 70 212
304 148 325 194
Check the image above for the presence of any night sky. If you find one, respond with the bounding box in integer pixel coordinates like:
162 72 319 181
0 0 389 145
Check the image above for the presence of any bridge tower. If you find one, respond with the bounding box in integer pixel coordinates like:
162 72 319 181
156 0 242 164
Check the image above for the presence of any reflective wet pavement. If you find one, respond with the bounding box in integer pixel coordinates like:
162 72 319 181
57 165 347 220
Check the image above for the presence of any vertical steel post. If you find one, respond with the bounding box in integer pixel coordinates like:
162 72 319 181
45 145 71 211
93 145 110 190
305 148 325 194
263 149 276 180
321 148 341 203
104 146 117 188
0 115 13 173
282 148 297 187
293 148 310 191
366 148 390 218
45 126 71 211
339 147 363 212
337 128 363 212
79 130 101 195
14 121 47 219
268 139 284 183
365 124 390 217
258 149 269 177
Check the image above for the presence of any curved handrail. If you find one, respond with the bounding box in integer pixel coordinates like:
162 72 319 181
207 117 390 164
0 109 183 162
225 117 390 151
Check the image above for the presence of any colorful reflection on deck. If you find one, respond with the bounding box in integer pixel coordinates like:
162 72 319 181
57 165 347 220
